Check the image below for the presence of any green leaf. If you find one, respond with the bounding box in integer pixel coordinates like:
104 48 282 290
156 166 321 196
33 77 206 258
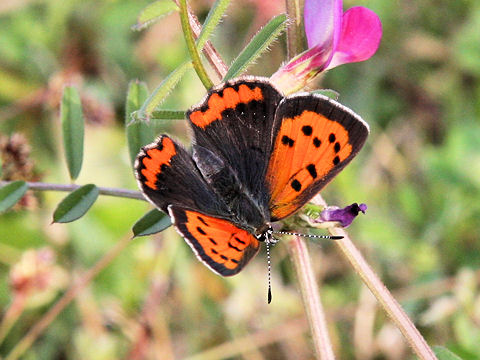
125 81 156 166
140 61 192 117
196 0 231 51
0 181 28 212
132 1 179 31
311 89 340 101
61 86 85 180
150 110 185 120
53 184 99 223
224 14 287 80
433 346 464 360
132 208 172 237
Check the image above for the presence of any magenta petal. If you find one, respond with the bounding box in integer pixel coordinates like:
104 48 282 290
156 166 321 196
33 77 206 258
327 6 382 70
304 0 343 49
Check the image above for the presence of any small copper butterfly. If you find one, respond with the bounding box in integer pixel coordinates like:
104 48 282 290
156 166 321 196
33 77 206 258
135 77 368 276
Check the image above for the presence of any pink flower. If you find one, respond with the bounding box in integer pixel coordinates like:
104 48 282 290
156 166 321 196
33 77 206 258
271 0 382 93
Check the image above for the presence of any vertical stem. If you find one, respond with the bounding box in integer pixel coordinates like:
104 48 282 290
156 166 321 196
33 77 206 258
284 2 334 358
288 236 336 360
172 0 228 79
285 0 305 59
178 0 214 89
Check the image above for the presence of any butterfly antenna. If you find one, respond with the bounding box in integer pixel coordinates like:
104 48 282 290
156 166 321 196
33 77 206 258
266 239 272 304
273 231 343 240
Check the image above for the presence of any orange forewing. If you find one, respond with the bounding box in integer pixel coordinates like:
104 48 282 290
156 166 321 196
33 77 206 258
189 84 264 128
169 207 260 276
140 137 176 190
266 110 353 220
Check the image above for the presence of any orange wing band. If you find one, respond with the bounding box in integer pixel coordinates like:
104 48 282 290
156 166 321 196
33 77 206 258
189 85 264 128
140 137 176 190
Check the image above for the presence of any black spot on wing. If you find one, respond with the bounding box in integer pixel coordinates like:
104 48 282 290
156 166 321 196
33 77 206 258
197 216 208 226
291 179 302 192
234 237 246 245
313 137 321 148
228 242 241 252
306 164 317 179
334 142 341 153
301 125 313 136
281 135 295 147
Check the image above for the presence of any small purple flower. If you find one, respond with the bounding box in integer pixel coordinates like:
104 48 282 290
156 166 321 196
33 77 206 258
318 203 367 227
271 0 382 93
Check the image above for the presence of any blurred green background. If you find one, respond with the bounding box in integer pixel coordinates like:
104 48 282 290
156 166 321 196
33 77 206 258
1 0 480 359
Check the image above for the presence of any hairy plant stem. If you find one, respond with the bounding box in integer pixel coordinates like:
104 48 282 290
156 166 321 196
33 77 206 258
179 0 214 89
172 0 228 79
288 236 335 359
4 235 132 360
0 181 146 200
285 0 305 58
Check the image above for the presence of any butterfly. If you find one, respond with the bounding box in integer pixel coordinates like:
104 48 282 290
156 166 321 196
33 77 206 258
135 77 369 276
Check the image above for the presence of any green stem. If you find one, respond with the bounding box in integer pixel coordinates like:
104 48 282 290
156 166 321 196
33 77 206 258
179 0 213 89
285 0 305 59
172 0 228 79
0 181 146 200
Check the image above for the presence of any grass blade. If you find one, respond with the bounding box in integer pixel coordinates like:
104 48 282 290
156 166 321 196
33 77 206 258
61 86 84 180
140 61 192 117
224 14 287 80
132 1 179 31
132 209 172 237
53 184 99 223
196 0 231 51
125 81 156 166
0 181 28 212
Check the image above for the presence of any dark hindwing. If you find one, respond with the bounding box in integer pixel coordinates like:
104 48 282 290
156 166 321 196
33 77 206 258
186 77 283 219
266 94 369 221
168 206 260 276
135 135 230 217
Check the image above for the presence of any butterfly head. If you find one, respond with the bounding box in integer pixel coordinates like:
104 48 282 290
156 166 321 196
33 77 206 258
256 226 279 245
